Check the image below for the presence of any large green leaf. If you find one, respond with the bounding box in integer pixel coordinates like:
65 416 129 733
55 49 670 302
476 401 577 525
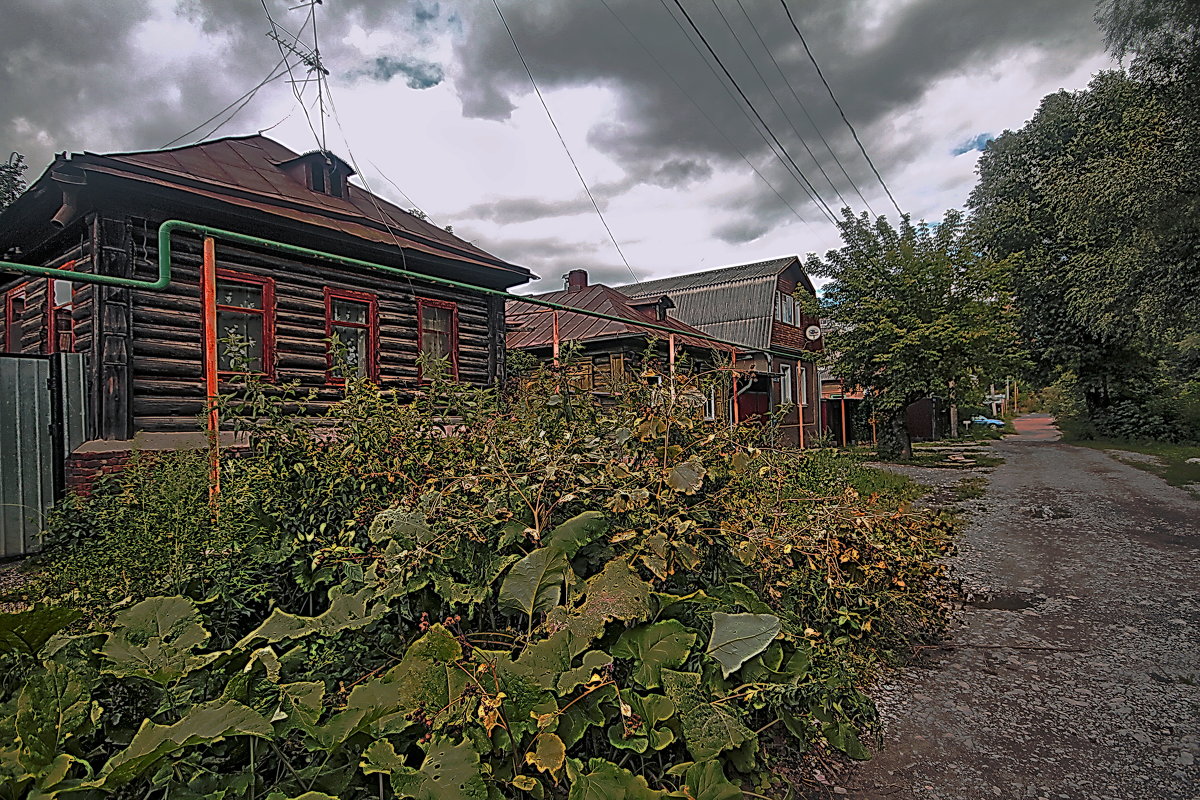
823 721 871 760
704 613 781 679
606 693 675 754
543 511 608 558
499 547 570 621
235 586 376 649
666 459 706 495
389 737 489 800
90 700 272 789
15 661 98 775
680 759 744 800
0 605 80 656
660 671 754 762
566 758 666 800
100 596 220 684
572 558 652 636
612 620 696 690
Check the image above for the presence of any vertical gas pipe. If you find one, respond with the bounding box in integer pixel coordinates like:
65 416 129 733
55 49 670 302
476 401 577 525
551 310 560 367
730 348 739 425
201 237 220 503
798 363 806 449
668 333 676 401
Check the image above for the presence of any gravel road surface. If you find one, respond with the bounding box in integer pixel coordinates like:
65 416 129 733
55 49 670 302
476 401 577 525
843 414 1199 800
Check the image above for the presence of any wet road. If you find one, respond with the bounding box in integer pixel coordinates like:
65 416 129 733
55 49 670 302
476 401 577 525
843 414 1200 800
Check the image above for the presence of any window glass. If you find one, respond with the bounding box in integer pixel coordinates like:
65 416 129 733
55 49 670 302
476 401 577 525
800 365 809 406
329 295 373 380
216 278 266 372
420 303 455 362
704 387 718 420
780 364 795 404
780 293 795 325
50 279 74 353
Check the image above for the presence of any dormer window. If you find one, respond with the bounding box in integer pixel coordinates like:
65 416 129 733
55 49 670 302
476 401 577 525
278 150 355 199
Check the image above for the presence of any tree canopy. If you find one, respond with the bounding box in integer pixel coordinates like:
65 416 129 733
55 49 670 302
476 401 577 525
807 210 1020 459
0 152 26 211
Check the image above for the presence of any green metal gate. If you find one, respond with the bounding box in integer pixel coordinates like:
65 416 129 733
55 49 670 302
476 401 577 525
0 353 88 559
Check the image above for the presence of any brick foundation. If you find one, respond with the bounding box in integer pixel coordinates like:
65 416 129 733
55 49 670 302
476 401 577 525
65 450 133 496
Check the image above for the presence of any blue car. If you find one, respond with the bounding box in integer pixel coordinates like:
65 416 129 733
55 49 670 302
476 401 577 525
970 415 1004 429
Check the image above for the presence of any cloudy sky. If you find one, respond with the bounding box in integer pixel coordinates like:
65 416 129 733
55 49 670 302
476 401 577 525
2 0 1114 291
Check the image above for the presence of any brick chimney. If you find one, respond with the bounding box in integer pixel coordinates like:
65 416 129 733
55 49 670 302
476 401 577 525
565 269 589 292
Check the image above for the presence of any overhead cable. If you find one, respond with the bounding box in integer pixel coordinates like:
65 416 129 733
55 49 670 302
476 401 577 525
705 0 848 211
666 0 838 225
595 0 808 226
778 0 903 217
492 0 641 285
733 0 876 214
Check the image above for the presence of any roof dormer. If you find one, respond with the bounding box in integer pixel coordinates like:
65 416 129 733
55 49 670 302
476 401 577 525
277 150 355 199
629 295 674 321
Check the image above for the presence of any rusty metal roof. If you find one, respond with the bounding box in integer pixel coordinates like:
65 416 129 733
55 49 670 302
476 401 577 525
71 135 531 284
506 283 733 353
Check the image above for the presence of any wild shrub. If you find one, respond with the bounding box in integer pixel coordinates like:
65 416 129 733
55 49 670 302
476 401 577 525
1 364 955 798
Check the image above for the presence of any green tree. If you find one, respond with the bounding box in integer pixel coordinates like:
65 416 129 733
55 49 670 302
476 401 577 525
806 210 1020 460
969 69 1200 438
0 152 27 210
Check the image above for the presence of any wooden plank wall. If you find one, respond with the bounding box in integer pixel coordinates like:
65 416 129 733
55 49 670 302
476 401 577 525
123 220 497 433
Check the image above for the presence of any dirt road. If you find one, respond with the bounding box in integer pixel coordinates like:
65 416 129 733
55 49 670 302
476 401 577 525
843 414 1199 800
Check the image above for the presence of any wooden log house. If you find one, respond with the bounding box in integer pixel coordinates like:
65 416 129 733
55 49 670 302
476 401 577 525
0 135 532 492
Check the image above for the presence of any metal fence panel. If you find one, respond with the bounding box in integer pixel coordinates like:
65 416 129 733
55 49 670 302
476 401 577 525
0 356 54 559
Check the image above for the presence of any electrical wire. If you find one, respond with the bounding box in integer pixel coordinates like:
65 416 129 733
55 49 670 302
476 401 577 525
595 0 807 226
492 0 641 286
705 0 848 211
160 57 291 148
733 0 875 214
261 0 324 153
778 0 903 217
666 0 838 225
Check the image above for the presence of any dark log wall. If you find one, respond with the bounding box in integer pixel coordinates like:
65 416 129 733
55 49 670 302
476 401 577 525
0 217 96 357
120 219 497 433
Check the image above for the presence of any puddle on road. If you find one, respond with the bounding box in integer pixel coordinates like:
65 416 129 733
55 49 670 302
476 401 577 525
965 590 1036 611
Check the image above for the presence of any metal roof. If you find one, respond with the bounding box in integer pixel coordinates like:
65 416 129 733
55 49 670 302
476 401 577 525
506 283 733 353
66 135 531 284
618 257 803 351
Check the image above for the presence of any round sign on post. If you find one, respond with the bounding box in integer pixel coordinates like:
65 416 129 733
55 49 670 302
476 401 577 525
804 324 822 341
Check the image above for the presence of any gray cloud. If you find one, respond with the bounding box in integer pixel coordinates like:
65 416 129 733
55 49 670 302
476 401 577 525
354 56 445 89
460 195 598 224
0 0 428 168
451 0 1104 233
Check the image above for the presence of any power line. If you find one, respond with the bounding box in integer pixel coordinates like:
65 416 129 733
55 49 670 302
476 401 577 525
733 0 875 214
491 0 641 286
778 0 903 217
705 0 848 211
595 0 808 226
161 57 291 148
666 0 838 225
261 0 325 152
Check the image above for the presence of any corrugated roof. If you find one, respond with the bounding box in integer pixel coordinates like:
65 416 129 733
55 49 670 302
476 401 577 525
506 283 732 353
618 257 801 351
70 135 531 283
622 256 795 295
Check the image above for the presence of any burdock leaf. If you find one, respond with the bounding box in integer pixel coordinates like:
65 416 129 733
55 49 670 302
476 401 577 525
500 547 570 620
0 605 80 656
612 620 696 689
705 613 781 678
666 459 706 495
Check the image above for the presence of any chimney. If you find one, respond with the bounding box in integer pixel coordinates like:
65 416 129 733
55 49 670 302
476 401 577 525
565 269 589 292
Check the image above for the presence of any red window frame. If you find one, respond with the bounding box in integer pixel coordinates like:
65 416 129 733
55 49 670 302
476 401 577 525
214 268 276 381
416 297 459 381
4 285 27 353
46 278 75 354
324 287 379 383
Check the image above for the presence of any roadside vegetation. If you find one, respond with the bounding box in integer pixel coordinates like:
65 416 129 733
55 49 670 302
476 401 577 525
1066 438 1200 496
0 363 958 799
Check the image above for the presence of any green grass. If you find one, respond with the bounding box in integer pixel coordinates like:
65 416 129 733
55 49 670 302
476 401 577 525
1069 437 1200 493
951 476 989 501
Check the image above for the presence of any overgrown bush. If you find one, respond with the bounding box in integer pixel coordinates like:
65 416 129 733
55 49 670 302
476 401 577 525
1 364 955 799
